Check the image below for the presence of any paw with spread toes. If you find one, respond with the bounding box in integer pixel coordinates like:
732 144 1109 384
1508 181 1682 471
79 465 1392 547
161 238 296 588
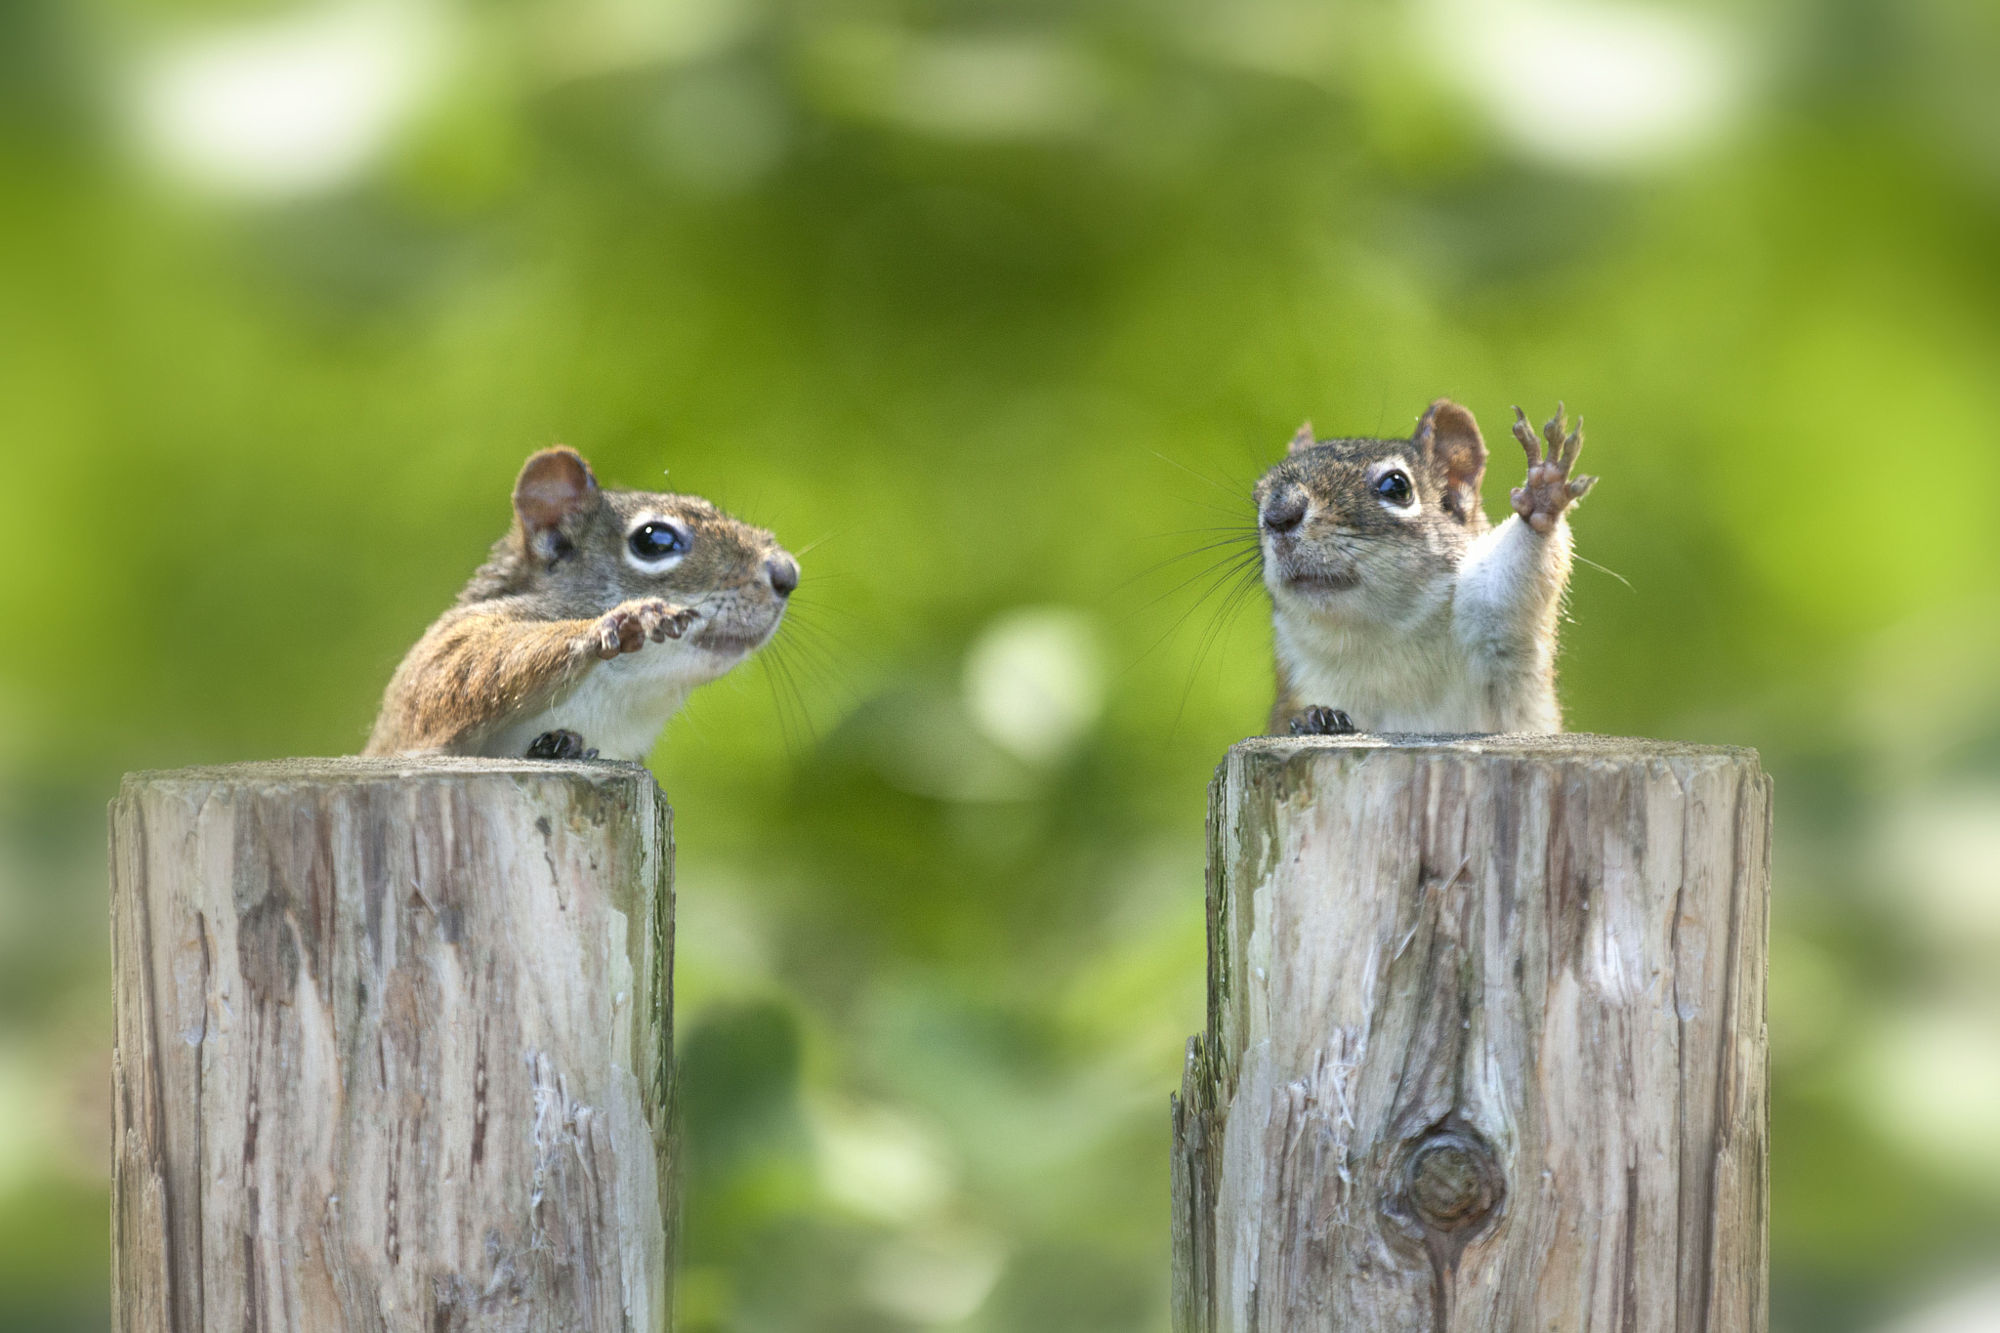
1289 706 1357 737
589 599 701 659
527 728 598 760
1510 403 1598 535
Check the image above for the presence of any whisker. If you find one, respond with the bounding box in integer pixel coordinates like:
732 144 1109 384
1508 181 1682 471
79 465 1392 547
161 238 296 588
1149 449 1246 501
1119 547 1265 672
1139 525 1262 541
1113 534 1263 596
1573 554 1633 590
1120 544 1265 627
1169 562 1267 739
776 613 860 663
755 643 816 755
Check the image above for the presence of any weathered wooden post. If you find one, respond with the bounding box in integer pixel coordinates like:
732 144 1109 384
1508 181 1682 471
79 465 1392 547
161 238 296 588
110 758 676 1332
1172 735 1769 1332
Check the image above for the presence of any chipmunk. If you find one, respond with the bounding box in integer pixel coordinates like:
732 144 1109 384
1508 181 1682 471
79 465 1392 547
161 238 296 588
1255 399 1596 737
365 446 797 761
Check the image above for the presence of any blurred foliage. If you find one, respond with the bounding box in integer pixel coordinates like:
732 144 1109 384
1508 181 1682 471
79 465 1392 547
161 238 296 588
2 0 1998 1329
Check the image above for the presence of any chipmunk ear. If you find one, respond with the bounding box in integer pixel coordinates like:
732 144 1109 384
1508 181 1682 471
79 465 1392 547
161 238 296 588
1416 399 1486 521
513 447 600 556
1286 420 1316 455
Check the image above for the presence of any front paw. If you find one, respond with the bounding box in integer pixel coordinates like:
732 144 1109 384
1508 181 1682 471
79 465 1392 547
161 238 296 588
1289 706 1356 736
527 729 599 760
591 599 700 659
1509 403 1598 534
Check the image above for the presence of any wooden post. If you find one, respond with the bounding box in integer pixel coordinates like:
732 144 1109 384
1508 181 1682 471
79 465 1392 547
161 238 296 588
109 758 676 1332
1172 736 1769 1333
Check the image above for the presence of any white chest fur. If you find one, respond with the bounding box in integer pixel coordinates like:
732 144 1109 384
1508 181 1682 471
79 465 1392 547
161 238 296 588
1277 612 1497 733
1272 515 1570 735
484 641 734 761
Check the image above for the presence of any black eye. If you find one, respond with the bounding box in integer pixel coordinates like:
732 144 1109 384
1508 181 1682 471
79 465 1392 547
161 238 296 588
1375 470 1414 507
628 520 689 561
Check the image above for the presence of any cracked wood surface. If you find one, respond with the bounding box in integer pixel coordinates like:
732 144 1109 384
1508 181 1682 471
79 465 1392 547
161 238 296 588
1172 735 1769 1333
110 757 675 1332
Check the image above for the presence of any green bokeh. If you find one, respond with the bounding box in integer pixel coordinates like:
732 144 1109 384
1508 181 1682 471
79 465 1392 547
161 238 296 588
3 0 1997 1329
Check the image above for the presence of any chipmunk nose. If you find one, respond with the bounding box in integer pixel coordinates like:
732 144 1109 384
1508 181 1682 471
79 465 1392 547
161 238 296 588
1261 486 1308 535
765 553 799 597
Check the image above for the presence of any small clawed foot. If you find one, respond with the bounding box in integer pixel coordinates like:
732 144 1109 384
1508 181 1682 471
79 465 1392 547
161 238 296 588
527 729 597 761
593 599 698 659
1510 402 1598 534
1289 706 1356 736
656 607 700 642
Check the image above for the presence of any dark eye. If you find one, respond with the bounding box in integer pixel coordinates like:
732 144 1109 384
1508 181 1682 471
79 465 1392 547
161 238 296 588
628 520 689 562
1375 470 1414 507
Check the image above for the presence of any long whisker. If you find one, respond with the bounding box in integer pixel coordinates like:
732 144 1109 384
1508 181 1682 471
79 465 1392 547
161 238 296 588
1120 542 1265 626
1573 554 1633 589
1141 525 1264 540
773 646 818 746
772 632 846 700
776 609 861 669
1113 534 1262 597
1120 546 1265 675
1149 449 1254 502
755 641 817 755
1169 560 1267 739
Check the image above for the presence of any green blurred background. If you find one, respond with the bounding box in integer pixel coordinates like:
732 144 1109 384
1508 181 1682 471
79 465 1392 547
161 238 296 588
3 0 1999 1328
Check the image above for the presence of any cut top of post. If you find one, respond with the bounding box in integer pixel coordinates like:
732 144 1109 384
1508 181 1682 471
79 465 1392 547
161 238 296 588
118 754 662 791
1226 731 1759 766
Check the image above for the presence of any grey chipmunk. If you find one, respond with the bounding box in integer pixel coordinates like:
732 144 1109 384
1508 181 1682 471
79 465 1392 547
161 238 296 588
365 446 797 761
1255 398 1597 737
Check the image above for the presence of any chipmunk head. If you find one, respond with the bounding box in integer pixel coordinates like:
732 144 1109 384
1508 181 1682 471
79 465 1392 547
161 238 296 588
485 446 797 669
1254 399 1490 629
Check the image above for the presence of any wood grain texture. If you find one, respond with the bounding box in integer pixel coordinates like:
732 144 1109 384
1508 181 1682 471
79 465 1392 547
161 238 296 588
1172 735 1769 1333
110 758 676 1332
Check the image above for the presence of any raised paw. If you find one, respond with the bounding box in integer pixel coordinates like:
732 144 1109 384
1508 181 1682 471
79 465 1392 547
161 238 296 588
591 598 697 659
527 729 598 761
658 606 700 641
1289 706 1357 737
1509 402 1598 535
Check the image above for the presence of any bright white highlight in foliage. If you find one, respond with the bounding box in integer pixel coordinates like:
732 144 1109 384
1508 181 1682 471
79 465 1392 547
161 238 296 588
1879 787 2000 941
1854 1009 2000 1189
1877 1282 2000 1333
964 607 1106 765
813 1099 953 1225
861 1226 1008 1325
135 3 440 197
1430 0 1744 171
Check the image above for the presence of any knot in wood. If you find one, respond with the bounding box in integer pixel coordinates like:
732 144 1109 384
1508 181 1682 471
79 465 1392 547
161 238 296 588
1404 1131 1501 1233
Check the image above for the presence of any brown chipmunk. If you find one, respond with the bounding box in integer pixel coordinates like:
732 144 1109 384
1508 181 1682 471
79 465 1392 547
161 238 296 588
1255 399 1597 736
365 447 797 761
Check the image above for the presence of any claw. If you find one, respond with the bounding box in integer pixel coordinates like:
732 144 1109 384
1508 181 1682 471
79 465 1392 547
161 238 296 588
1559 418 1585 471
1567 474 1597 499
1511 406 1541 463
528 728 590 760
1290 705 1357 736
1542 402 1567 453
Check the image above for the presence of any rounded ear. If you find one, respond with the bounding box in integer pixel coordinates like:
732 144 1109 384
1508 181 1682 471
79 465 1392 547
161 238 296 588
1287 420 1317 455
513 447 600 552
1415 399 1486 518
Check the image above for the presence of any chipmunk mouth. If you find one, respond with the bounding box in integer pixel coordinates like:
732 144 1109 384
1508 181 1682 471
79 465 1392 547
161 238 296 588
1271 556 1361 596
695 627 771 655
693 610 782 656
1284 570 1360 592
1264 537 1360 597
